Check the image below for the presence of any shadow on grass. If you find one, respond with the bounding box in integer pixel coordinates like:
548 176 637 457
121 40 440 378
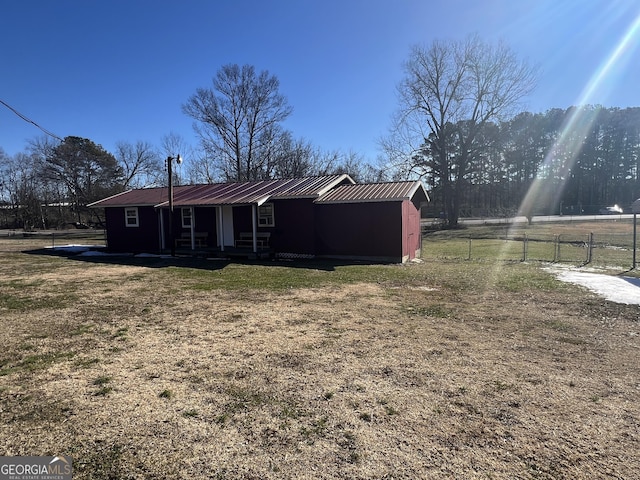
22 246 387 272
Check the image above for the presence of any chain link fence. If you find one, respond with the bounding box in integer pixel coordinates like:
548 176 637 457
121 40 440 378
423 230 638 270
2 229 107 248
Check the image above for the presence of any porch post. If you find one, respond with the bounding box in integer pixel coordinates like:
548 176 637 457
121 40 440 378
168 160 174 256
634 213 637 269
217 206 225 252
190 206 195 250
252 204 258 253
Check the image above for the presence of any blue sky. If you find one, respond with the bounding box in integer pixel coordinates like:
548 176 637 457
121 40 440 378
2 0 640 162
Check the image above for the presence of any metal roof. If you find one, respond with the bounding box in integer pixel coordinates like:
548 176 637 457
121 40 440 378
89 175 356 208
87 186 193 208
159 175 354 207
314 181 430 204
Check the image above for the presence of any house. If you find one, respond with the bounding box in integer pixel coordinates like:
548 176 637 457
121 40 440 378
88 175 429 263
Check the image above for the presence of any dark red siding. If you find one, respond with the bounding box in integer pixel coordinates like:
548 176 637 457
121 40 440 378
314 202 402 261
232 205 253 237
106 206 160 253
270 199 316 255
158 208 185 250
104 196 422 262
402 199 421 260
212 200 317 254
196 207 218 246
176 207 217 247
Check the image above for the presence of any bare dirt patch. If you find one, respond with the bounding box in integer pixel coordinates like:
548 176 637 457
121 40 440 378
0 238 639 479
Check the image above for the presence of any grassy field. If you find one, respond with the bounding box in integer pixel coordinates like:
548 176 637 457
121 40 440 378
424 219 640 272
1 230 639 479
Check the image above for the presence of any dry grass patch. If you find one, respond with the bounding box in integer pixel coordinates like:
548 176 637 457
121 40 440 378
0 237 638 478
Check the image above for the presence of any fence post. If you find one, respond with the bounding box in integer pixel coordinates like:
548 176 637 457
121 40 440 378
52 232 55 248
633 214 637 270
522 233 528 261
553 234 559 262
586 232 593 264
468 238 472 261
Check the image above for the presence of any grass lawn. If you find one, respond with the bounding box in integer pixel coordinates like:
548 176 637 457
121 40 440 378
0 233 639 479
424 219 640 271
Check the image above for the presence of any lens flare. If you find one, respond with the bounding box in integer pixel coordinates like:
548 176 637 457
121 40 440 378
482 11 640 292
518 12 640 221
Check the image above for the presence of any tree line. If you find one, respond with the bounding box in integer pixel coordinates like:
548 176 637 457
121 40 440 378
2 36 639 230
418 105 640 221
382 35 639 226
0 138 381 229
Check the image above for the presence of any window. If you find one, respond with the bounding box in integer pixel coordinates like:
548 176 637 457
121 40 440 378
258 203 274 227
181 207 192 228
125 207 139 227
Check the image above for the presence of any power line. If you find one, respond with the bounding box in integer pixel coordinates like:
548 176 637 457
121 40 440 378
0 98 63 142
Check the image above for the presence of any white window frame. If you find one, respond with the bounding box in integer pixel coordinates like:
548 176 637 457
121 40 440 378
258 203 274 227
181 207 192 228
125 207 139 227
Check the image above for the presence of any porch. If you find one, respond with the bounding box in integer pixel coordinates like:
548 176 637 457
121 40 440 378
160 203 273 259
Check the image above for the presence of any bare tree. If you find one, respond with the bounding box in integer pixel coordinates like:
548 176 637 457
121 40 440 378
115 141 162 189
27 135 59 162
0 148 9 204
263 131 314 179
314 150 388 183
183 64 293 182
186 150 217 184
383 35 537 226
0 152 42 229
160 132 192 186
